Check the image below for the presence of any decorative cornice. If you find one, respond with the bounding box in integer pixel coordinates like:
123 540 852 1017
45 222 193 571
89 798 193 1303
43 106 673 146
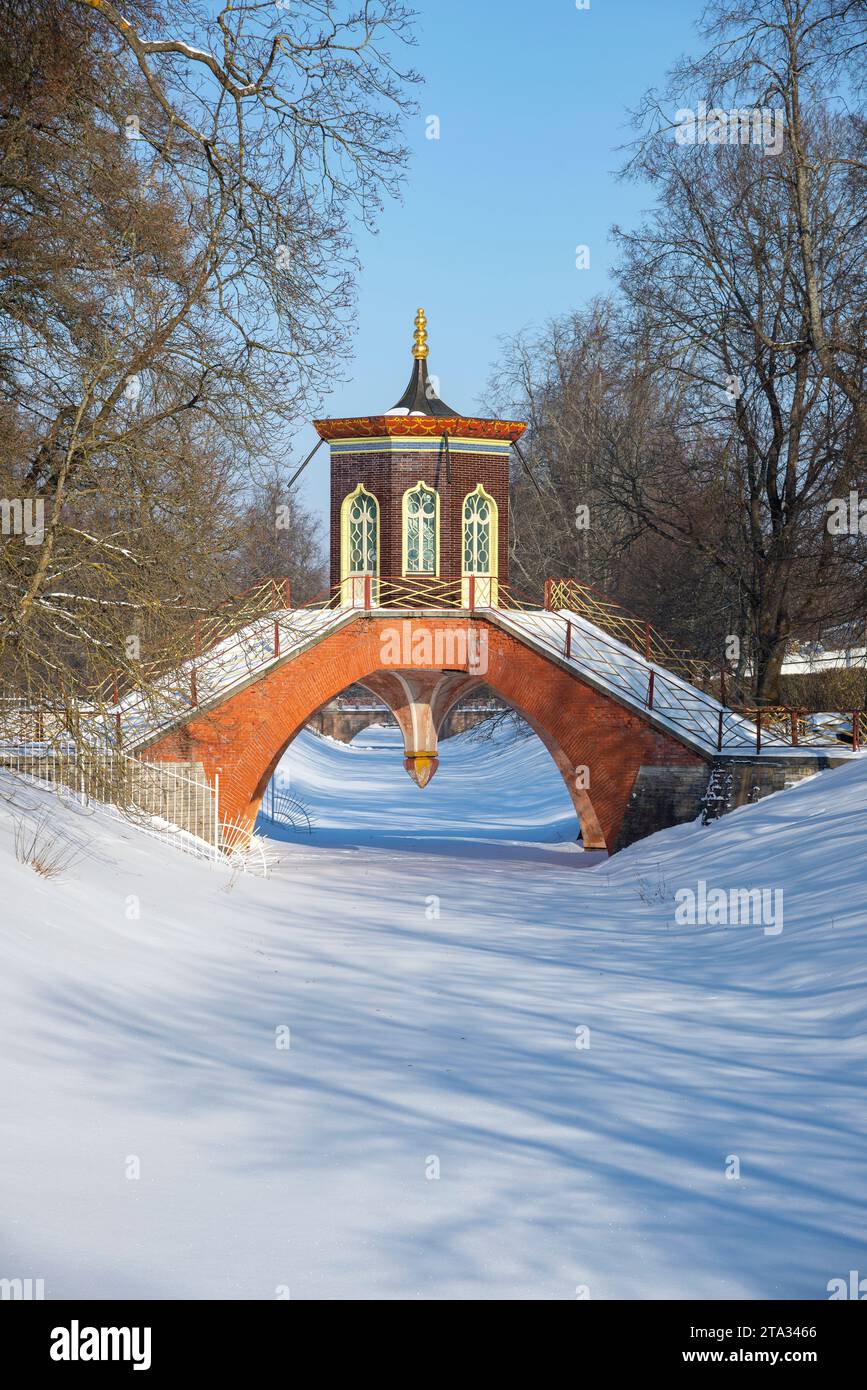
328 436 512 456
314 414 526 443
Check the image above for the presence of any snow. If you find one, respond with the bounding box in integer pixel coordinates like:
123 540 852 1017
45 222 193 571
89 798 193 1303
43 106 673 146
264 721 583 850
757 645 867 675
0 721 865 1299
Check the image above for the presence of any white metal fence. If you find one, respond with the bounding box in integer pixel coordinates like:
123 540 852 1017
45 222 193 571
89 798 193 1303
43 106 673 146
0 737 273 876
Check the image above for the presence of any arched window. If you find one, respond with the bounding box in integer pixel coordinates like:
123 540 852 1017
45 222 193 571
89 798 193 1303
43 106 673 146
402 482 439 576
461 484 498 606
340 484 379 604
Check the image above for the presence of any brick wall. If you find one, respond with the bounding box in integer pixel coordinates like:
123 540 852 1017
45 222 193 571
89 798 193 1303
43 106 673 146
329 446 509 591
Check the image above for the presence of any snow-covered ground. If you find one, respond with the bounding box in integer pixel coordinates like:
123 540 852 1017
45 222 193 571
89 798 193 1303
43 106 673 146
0 721 865 1300
262 720 584 853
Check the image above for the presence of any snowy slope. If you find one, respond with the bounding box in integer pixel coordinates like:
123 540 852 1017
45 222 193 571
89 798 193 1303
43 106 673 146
0 726 864 1300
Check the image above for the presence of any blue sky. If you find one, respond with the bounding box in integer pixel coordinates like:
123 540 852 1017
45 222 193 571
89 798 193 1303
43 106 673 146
294 0 704 517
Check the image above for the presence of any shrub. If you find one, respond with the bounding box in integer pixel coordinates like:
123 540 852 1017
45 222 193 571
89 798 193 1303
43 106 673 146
13 812 85 879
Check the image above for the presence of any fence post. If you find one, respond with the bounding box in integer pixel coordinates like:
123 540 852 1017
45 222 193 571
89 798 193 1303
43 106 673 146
469 575 476 612
647 669 655 710
283 578 291 610
717 709 724 752
644 622 651 662
720 667 726 706
274 620 280 659
543 579 552 612
853 710 861 752
190 668 198 706
364 574 372 610
565 620 572 660
213 770 220 862
756 710 762 754
789 710 799 747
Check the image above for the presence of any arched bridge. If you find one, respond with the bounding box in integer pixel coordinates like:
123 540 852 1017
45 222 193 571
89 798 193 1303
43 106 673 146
102 578 856 855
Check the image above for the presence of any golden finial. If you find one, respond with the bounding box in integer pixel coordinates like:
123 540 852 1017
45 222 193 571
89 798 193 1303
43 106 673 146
412 307 428 360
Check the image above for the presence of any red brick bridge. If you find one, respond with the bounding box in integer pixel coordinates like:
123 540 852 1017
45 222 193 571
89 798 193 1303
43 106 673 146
114 579 848 855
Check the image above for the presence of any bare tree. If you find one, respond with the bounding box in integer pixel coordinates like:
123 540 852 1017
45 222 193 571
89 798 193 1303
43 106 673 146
641 0 867 424
227 475 326 603
612 0 867 699
0 0 417 703
488 300 641 598
488 301 747 671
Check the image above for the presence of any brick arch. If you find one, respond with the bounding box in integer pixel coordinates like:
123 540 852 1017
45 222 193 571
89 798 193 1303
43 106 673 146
143 615 707 853
355 668 607 845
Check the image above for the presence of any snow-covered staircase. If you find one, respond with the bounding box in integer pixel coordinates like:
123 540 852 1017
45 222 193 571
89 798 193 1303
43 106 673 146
490 607 839 760
110 607 353 750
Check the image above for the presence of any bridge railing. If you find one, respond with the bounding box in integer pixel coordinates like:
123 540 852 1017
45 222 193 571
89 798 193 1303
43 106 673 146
300 574 541 612
540 579 864 750
496 607 861 753
88 577 294 708
102 606 348 749
81 569 659 730
3 573 859 757
0 607 343 755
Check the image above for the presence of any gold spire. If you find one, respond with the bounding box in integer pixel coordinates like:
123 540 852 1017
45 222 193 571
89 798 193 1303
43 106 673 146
411 307 428 360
